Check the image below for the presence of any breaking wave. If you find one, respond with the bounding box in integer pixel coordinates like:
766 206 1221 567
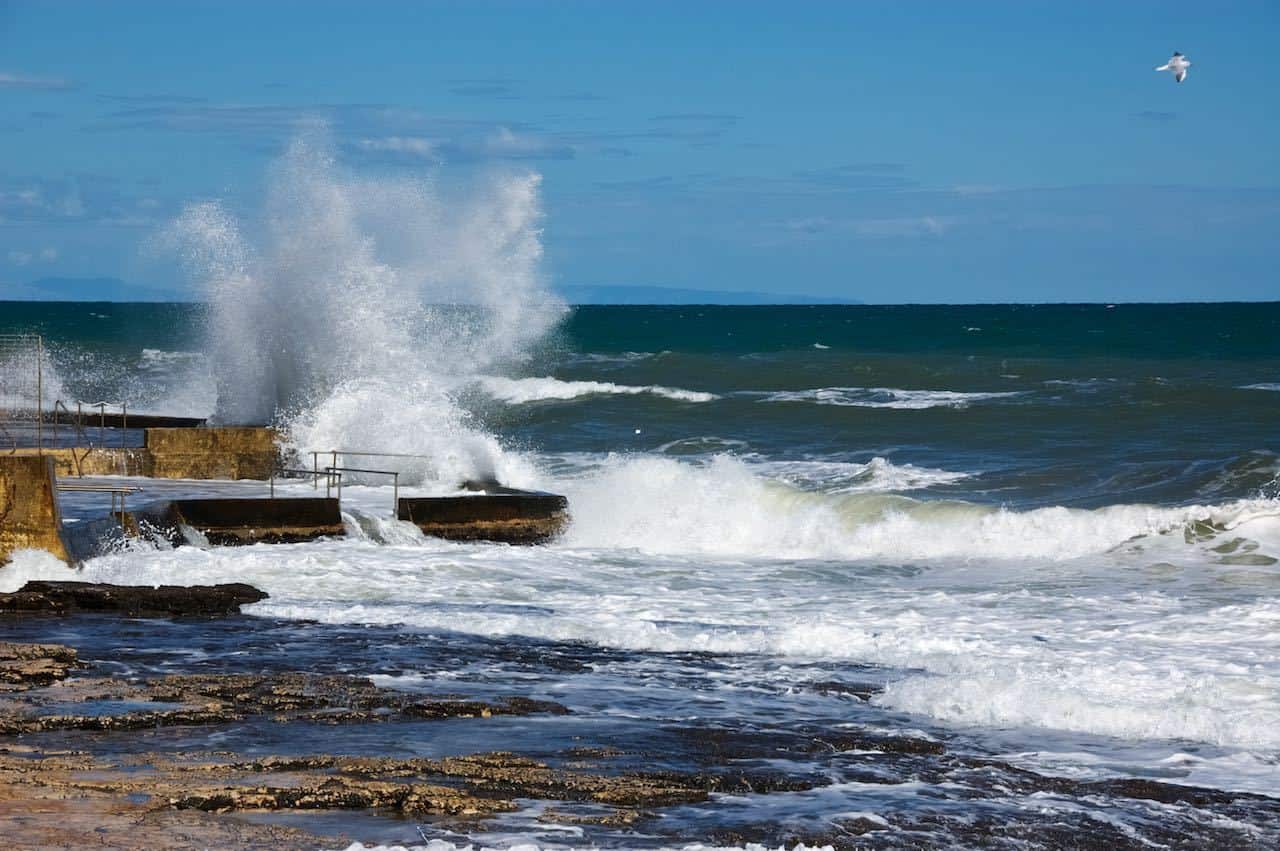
754 387 1023 409
475 375 718 404
556 454 1280 562
160 129 564 488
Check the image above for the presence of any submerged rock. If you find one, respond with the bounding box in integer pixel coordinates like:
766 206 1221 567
0 581 267 618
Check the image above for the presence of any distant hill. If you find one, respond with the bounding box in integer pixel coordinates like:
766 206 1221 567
558 284 860 305
0 277 190 302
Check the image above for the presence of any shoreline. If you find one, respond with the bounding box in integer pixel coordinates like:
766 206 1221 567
3 596 1279 849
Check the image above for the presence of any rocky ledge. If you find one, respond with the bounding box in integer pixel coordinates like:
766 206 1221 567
0 642 84 690
0 581 267 618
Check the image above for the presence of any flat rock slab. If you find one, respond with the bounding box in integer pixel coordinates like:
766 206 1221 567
0 642 82 690
0 581 267 618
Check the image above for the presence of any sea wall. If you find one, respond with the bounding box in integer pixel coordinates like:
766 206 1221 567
0 455 70 565
145 427 277 480
7 427 278 480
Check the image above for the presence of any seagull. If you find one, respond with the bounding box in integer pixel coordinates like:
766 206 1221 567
1155 51 1191 83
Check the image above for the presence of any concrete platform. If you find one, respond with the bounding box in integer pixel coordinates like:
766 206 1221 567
134 497 344 546
398 486 569 544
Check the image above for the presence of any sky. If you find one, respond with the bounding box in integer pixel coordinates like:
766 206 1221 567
1 0 1277 303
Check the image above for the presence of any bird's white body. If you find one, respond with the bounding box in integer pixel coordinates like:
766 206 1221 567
1155 52 1191 83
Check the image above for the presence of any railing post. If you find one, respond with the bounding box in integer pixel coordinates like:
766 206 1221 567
36 336 43 454
393 472 399 516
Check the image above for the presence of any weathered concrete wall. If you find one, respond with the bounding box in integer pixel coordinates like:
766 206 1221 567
146 428 277 480
398 490 569 545
10 427 279 480
134 497 344 547
0 455 70 564
11 447 150 478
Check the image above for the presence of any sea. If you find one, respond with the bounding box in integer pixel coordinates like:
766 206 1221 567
1 142 1278 849
2 299 1279 849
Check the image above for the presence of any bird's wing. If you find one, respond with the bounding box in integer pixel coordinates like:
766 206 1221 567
1175 69 1187 82
1155 63 1170 71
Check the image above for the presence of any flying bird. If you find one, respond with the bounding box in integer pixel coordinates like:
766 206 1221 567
1155 52 1191 83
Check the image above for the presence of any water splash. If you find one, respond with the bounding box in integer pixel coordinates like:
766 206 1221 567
163 130 564 487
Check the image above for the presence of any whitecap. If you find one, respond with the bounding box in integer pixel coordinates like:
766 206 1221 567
476 375 718 404
753 387 1022 409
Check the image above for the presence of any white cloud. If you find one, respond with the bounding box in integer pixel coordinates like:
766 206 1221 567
0 72 75 91
39 247 58 262
7 250 32 266
355 136 441 161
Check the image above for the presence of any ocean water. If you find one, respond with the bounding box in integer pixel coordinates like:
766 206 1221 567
4 299 1279 847
2 143 1279 846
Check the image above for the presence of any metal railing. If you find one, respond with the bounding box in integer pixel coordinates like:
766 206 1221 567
269 466 341 498
68 400 129 447
56 482 144 528
324 466 400 512
0 333 44 452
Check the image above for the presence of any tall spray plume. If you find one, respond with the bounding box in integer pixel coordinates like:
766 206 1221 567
163 131 564 488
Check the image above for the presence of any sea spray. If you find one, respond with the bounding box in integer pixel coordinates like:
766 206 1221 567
162 130 564 487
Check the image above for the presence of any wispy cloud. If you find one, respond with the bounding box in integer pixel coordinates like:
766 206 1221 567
348 127 574 165
98 93 210 105
1134 110 1177 122
0 173 171 227
448 80 522 100
779 215 956 240
0 72 76 91
6 247 57 266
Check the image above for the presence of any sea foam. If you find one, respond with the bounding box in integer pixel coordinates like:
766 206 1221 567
755 387 1023 409
476 375 718 404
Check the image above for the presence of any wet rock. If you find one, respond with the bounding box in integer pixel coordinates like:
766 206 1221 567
807 679 884 701
0 643 82 689
169 776 513 818
0 670 571 734
0 581 267 618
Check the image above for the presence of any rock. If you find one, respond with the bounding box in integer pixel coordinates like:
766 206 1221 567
0 581 267 618
0 642 83 689
0 670 571 734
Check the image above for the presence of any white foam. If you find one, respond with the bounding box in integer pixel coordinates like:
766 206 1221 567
0 548 78 592
755 387 1022 409
337 843 834 851
1240 383 1280 392
70 487 1280 756
475 375 718 404
752 456 968 494
556 453 1280 561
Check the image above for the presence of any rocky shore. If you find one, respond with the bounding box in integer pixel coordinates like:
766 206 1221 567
0 636 824 848
2 587 1277 849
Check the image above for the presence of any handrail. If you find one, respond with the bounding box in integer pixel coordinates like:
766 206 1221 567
55 482 143 528
324 465 399 512
50 399 131 454
270 466 341 498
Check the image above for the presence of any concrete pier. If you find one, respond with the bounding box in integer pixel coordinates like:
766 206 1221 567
398 487 569 544
134 497 344 546
0 456 71 564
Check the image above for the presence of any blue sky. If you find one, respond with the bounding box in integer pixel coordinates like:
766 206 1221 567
1 0 1277 302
